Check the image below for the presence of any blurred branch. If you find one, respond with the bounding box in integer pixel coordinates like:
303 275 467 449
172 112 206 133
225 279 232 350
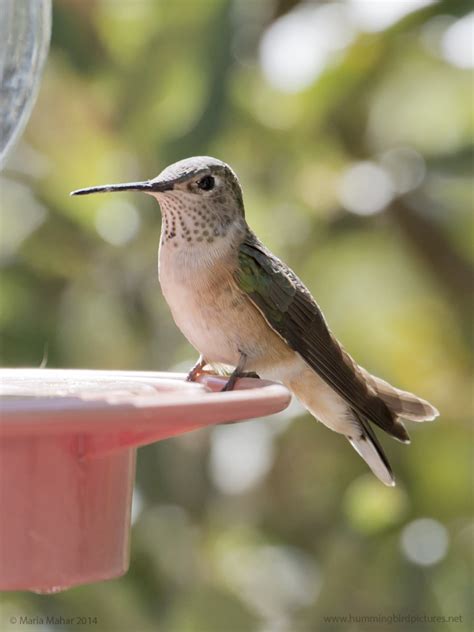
52 1 113 74
112 0 234 163
390 197 474 335
163 0 234 160
425 145 474 176
271 0 304 20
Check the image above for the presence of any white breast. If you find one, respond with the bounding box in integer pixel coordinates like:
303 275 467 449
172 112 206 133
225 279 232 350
157 230 299 373
158 239 243 365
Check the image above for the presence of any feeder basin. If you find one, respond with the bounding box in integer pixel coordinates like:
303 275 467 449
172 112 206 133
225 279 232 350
0 368 291 592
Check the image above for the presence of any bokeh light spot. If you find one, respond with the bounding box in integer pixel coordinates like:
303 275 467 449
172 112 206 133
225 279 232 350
338 161 394 215
344 475 408 533
209 421 274 495
0 180 47 258
131 486 144 525
259 3 355 93
95 200 140 246
441 12 474 69
380 147 426 194
217 541 321 621
401 518 449 566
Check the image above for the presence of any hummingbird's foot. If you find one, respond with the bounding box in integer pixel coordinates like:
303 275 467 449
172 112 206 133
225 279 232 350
186 355 207 382
221 352 254 391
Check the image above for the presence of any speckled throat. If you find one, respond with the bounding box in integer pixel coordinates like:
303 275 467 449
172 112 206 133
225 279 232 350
160 193 226 246
159 191 243 249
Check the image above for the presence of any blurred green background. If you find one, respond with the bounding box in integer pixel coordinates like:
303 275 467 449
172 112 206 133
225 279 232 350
1 0 473 630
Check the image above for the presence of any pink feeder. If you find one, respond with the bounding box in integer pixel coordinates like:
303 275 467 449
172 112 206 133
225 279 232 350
0 368 291 593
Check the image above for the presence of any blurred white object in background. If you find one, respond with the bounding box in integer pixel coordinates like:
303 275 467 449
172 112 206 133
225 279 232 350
338 161 395 216
441 12 474 69
0 0 51 170
401 518 449 566
259 3 355 93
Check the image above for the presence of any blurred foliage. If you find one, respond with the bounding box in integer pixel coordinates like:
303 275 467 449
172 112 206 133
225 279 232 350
0 0 473 631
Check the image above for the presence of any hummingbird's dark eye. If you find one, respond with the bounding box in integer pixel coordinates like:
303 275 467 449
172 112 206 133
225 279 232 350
197 175 215 191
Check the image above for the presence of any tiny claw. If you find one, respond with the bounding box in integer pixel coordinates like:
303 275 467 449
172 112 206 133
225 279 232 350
186 356 207 382
186 368 204 382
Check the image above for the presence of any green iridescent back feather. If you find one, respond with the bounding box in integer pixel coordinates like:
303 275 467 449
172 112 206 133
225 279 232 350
235 231 409 443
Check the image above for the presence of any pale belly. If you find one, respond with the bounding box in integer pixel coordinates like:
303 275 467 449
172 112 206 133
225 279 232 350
157 240 355 438
158 249 296 372
163 281 243 366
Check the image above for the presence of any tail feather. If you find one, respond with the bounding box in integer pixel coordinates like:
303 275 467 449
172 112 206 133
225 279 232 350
348 412 395 486
360 369 439 422
348 372 438 485
388 417 411 444
287 362 438 486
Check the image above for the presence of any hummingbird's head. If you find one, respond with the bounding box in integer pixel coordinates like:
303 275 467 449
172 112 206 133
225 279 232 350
71 156 246 246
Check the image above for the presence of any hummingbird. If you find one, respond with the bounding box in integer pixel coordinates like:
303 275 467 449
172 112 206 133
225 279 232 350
72 156 438 486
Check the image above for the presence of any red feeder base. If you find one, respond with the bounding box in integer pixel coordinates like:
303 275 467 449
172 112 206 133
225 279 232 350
0 369 291 593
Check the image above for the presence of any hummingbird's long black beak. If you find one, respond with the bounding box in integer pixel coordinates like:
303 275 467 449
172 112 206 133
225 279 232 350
70 179 174 196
